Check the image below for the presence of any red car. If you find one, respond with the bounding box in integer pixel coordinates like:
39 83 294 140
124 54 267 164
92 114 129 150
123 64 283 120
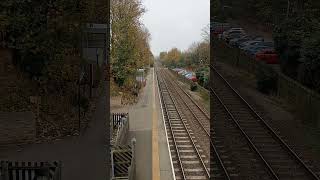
255 49 279 64
190 76 197 82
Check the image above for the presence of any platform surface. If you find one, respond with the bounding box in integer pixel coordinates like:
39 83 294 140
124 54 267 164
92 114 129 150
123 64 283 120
127 68 174 180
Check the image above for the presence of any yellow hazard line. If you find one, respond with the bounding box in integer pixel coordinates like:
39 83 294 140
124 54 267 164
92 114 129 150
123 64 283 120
152 68 161 180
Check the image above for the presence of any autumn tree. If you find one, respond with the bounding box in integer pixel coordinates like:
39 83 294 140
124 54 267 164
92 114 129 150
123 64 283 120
111 0 152 89
167 48 181 63
159 51 168 61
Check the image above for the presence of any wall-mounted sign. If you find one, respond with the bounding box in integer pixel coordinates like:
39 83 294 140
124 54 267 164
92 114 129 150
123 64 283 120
82 23 108 65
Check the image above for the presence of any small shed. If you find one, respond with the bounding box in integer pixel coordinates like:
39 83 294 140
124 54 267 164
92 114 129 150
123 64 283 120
135 69 146 86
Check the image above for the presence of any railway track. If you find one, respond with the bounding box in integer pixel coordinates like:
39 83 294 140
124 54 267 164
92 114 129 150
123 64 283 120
156 67 233 180
211 64 320 180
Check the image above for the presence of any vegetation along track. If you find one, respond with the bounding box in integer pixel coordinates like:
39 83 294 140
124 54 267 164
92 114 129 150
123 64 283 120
156 67 232 180
210 64 320 180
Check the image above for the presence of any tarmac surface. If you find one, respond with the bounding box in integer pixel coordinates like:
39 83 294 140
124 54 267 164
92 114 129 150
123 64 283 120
0 95 108 180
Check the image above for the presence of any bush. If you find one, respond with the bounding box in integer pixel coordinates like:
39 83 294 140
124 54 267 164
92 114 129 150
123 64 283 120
256 63 278 94
190 83 198 91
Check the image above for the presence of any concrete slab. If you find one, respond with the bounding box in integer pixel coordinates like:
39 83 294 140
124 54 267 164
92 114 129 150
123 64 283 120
155 71 175 180
127 69 154 180
127 68 174 180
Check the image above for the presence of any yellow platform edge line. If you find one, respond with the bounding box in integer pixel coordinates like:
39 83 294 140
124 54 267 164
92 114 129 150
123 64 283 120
152 68 161 180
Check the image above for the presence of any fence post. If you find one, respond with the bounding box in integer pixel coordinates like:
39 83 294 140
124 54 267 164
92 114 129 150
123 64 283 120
127 113 130 130
1 161 9 180
111 148 115 179
58 161 62 180
131 138 136 179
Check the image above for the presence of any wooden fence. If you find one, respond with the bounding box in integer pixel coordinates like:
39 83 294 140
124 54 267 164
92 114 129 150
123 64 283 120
213 37 320 126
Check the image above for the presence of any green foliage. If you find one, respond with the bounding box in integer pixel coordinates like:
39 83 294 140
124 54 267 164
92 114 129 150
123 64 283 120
111 0 152 91
190 83 198 91
159 38 209 69
298 32 320 92
273 11 320 85
256 63 278 94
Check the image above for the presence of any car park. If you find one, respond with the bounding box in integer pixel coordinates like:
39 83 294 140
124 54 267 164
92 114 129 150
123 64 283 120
255 49 279 64
217 24 277 63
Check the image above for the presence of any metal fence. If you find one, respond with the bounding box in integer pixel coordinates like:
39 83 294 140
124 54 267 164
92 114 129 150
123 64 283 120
213 37 320 127
110 113 129 146
0 161 62 180
111 139 136 180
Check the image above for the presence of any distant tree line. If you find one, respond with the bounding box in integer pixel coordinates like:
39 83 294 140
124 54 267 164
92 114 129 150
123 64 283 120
159 25 210 88
159 25 209 69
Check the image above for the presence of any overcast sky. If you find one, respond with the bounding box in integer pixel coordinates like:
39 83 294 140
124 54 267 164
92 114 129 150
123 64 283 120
141 0 210 56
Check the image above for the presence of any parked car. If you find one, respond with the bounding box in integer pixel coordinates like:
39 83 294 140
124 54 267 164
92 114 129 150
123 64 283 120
245 45 271 56
229 35 250 47
185 72 193 78
178 69 187 75
223 28 244 36
255 49 279 64
222 28 245 39
239 40 264 50
173 68 182 72
212 23 231 35
252 35 264 41
181 71 189 76
259 41 274 47
224 32 246 43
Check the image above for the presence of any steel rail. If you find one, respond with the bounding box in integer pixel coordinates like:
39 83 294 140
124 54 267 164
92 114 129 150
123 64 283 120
166 70 210 118
211 86 279 179
210 64 320 180
158 69 209 179
162 69 231 179
160 69 210 178
158 73 187 180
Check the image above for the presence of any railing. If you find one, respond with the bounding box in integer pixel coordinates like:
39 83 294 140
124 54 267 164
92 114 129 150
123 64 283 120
128 139 136 180
111 113 129 146
111 139 136 180
0 161 62 180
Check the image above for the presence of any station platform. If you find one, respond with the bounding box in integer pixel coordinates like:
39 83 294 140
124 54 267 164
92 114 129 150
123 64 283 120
127 68 174 180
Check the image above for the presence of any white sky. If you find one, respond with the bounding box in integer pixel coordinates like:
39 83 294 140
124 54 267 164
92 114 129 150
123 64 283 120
141 0 210 56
